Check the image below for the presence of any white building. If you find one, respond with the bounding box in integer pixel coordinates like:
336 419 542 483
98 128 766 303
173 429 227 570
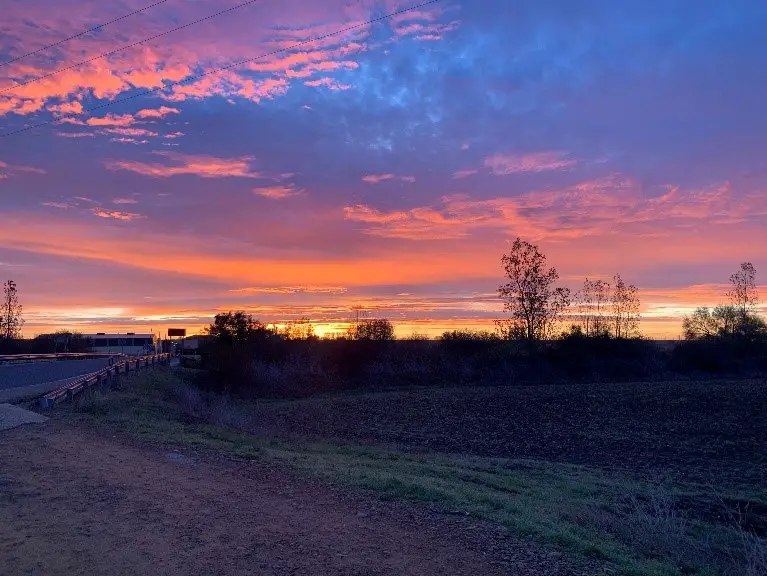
84 333 159 356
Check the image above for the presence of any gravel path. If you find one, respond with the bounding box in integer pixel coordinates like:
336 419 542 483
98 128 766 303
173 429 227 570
0 359 110 391
0 422 598 576
0 404 47 430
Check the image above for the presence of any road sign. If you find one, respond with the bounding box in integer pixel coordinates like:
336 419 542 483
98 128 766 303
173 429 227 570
167 328 186 337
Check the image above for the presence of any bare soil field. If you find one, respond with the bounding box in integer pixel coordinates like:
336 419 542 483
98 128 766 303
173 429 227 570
242 379 767 487
0 421 592 576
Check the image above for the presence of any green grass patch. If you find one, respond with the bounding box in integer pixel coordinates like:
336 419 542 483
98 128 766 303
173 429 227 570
53 369 766 576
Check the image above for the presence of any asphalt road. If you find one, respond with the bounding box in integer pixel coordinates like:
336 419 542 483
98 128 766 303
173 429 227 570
0 359 111 392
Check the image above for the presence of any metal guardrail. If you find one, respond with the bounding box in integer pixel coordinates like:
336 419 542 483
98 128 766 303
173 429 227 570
0 353 128 365
38 353 172 409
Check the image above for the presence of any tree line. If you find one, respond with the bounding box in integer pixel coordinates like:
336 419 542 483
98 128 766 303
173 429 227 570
682 262 766 341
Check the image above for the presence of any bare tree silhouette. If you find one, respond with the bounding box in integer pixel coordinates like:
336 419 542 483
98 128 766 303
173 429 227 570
0 280 24 340
498 238 570 341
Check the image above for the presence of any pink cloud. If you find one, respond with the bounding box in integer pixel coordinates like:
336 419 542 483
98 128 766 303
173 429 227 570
135 106 180 119
484 151 577 175
92 209 145 221
361 173 416 184
231 286 347 295
344 176 767 241
55 131 95 138
344 205 409 224
112 198 138 205
0 0 457 123
0 159 46 178
105 127 159 137
104 151 262 179
110 137 149 145
453 169 478 179
252 185 303 199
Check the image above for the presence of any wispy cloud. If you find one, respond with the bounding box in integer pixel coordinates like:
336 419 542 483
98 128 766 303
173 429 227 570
92 209 145 221
135 106 180 119
230 286 347 295
104 152 262 179
453 169 478 179
484 151 577 175
252 184 303 199
0 159 46 178
345 176 767 241
362 173 416 184
305 77 352 91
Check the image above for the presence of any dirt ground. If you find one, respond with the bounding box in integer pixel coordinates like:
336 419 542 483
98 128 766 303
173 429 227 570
0 421 595 576
244 380 767 487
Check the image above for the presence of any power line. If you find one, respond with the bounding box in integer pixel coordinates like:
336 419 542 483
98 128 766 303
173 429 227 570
0 0 171 69
1 0 443 138
1 0 264 94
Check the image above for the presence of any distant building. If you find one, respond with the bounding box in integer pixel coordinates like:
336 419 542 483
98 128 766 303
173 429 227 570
178 335 210 355
84 333 159 356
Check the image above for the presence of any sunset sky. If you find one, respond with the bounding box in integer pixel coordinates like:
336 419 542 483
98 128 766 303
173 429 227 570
1 0 766 338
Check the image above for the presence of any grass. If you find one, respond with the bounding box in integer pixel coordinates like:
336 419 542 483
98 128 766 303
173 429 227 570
53 368 767 576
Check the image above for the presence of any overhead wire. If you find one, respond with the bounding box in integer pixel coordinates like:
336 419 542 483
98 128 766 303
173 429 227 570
0 0 264 94
0 0 443 139
0 0 171 69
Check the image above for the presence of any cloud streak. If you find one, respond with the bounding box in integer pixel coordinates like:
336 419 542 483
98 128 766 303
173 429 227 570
104 152 262 179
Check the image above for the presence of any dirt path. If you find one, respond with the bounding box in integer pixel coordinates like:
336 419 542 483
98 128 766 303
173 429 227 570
0 422 593 576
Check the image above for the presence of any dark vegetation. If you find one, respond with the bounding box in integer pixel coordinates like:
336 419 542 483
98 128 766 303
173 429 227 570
198 249 767 398
0 330 93 355
198 321 767 398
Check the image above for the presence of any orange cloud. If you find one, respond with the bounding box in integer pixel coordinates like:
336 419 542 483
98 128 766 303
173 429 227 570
87 113 136 127
104 151 262 179
48 100 84 115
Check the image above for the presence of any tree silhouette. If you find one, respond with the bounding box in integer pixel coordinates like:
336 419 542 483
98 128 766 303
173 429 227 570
682 264 765 341
728 262 758 320
498 238 570 341
349 318 395 341
0 280 24 340
611 274 641 338
207 311 270 345
575 278 611 337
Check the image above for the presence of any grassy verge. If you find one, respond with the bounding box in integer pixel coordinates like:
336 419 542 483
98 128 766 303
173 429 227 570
54 369 766 576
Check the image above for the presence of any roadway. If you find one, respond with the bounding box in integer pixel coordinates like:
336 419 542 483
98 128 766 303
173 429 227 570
0 358 112 402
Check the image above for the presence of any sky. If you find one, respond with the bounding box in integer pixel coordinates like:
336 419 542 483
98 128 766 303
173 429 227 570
0 0 766 339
